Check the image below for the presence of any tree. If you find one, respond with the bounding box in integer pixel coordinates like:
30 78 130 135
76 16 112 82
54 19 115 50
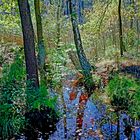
118 0 126 56
17 0 39 88
130 0 135 29
34 0 46 84
56 0 62 48
69 0 94 94
34 0 46 68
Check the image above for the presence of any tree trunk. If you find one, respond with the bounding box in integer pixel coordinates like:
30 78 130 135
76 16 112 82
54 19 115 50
68 50 82 71
69 0 94 94
56 0 62 48
102 34 106 56
18 0 39 89
130 0 135 29
34 0 46 84
118 0 125 56
135 0 140 55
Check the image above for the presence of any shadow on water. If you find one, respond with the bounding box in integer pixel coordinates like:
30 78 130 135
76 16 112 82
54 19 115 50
24 107 59 140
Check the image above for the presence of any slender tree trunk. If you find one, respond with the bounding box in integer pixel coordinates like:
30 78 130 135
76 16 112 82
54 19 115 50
18 0 39 89
34 0 46 84
135 0 140 55
136 22 139 55
112 24 116 46
95 40 98 61
56 0 62 48
69 0 94 94
102 34 106 55
118 0 125 56
130 0 135 29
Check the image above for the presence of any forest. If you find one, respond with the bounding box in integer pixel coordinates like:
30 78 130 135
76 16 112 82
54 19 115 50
0 0 140 140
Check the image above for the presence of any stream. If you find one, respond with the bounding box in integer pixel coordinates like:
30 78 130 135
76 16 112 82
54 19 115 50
48 75 140 140
17 71 140 140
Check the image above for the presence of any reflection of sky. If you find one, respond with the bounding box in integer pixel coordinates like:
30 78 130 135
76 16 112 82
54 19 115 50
49 85 140 140
136 128 140 140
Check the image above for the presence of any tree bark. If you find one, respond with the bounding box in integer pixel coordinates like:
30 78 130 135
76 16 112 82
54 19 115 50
118 0 126 56
34 0 46 67
34 0 46 84
69 0 94 94
68 50 82 71
18 0 39 89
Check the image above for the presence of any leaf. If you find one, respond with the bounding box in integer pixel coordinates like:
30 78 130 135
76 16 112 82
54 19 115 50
79 93 88 102
69 91 77 101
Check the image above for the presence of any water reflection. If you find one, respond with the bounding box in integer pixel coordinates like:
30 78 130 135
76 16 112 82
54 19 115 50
49 77 140 140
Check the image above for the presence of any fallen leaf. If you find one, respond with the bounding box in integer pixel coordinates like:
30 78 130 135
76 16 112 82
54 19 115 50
79 93 88 102
69 91 77 101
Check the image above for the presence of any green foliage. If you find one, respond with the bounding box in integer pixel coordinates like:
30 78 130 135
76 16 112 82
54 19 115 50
128 81 140 119
0 49 59 139
46 44 74 89
106 75 140 115
0 103 25 139
0 53 26 139
26 83 58 111
79 0 140 62
1 0 140 138
0 0 21 34
42 3 71 48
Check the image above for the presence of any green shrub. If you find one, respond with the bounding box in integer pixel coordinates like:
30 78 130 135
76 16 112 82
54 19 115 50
106 75 139 112
0 53 26 139
0 50 59 139
26 83 58 111
128 82 140 119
